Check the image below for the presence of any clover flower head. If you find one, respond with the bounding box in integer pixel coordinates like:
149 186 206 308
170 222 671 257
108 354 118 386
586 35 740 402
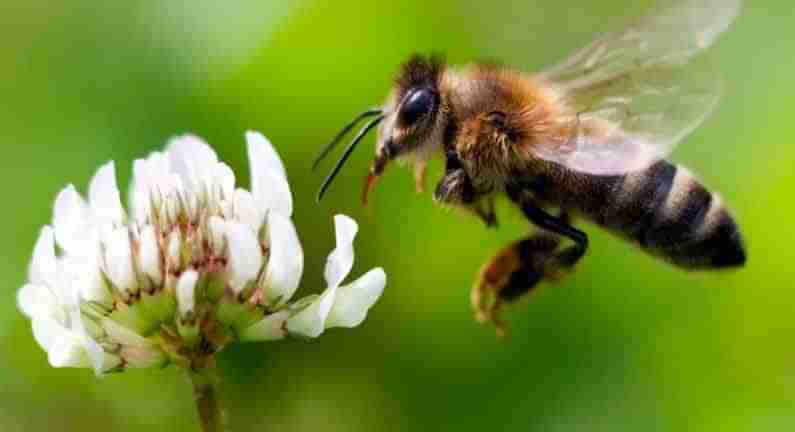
17 132 386 374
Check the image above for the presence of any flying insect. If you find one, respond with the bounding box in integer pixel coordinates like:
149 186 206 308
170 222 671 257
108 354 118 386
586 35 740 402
314 0 746 333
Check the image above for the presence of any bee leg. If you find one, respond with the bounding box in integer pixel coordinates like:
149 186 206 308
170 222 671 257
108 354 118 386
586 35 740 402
472 195 498 228
508 187 589 270
472 233 560 336
434 167 474 203
434 146 477 204
474 190 589 334
413 159 428 193
434 169 497 228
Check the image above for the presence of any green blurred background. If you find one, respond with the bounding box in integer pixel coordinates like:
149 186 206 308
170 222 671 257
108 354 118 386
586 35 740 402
2 0 793 430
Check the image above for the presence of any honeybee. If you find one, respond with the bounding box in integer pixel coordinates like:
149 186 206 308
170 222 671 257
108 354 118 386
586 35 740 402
314 0 746 333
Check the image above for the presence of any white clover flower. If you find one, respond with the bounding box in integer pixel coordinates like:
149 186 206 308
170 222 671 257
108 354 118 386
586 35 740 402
17 132 386 374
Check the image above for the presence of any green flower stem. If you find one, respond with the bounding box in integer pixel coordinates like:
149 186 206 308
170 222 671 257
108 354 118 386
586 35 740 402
188 363 227 432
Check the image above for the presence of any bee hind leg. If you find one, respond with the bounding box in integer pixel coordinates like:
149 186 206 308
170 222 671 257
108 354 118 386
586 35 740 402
508 186 589 271
474 189 588 335
472 233 561 336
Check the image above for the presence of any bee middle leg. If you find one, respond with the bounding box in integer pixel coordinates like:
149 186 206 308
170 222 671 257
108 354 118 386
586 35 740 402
434 164 498 228
434 168 498 228
473 190 588 335
472 195 498 228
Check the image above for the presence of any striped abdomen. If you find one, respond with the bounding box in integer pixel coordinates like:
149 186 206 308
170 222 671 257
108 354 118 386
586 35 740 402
538 161 746 269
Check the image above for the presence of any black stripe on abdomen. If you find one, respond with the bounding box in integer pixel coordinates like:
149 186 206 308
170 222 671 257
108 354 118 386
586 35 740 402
610 162 745 269
527 160 745 270
641 166 711 249
593 161 676 239
580 161 745 269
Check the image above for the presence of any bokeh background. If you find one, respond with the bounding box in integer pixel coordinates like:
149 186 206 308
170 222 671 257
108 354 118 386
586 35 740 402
2 0 794 430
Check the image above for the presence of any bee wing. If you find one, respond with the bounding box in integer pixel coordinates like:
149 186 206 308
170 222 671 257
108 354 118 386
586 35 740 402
533 0 741 175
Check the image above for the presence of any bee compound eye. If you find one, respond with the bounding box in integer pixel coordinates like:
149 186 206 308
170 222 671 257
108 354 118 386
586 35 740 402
400 88 435 125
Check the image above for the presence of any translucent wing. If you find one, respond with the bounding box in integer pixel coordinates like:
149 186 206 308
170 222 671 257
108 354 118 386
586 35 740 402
533 0 741 175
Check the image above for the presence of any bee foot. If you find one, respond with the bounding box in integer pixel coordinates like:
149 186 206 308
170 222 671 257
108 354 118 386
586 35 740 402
483 214 498 229
471 276 509 337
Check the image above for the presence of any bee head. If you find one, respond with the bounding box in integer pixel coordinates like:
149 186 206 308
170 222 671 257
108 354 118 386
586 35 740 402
314 54 446 204
372 54 445 174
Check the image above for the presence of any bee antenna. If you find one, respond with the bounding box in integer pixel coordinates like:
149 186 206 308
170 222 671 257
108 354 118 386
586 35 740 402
312 108 383 171
316 114 385 203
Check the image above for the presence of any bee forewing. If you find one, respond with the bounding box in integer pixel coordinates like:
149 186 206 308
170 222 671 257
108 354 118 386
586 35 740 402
539 66 722 175
539 0 741 84
534 0 740 176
